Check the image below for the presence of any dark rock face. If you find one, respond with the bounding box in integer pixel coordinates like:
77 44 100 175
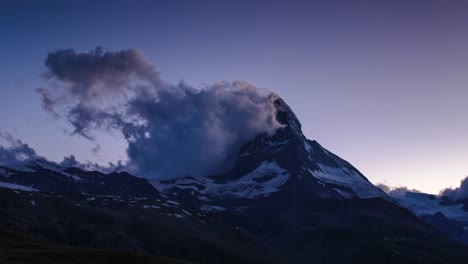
421 212 468 242
0 98 468 263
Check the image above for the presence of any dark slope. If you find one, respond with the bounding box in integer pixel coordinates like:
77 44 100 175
0 187 275 264
0 227 192 264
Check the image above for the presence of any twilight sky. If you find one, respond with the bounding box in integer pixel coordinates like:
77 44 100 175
1 0 467 193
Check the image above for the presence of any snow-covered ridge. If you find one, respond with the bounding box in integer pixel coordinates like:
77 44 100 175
32 159 84 182
208 161 290 198
389 191 468 223
309 164 384 199
0 158 86 183
153 161 290 199
0 181 38 192
302 141 385 199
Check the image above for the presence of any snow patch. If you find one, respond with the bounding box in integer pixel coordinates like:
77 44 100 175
266 139 290 147
332 188 354 198
153 161 290 199
174 213 185 219
201 205 227 212
206 161 290 198
309 165 384 199
304 141 313 153
142 205 160 209
0 181 38 192
182 209 192 216
34 160 84 182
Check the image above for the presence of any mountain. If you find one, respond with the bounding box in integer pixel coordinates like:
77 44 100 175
153 98 385 204
388 189 468 245
1 98 468 263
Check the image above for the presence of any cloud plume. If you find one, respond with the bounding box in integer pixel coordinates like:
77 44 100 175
38 47 282 178
0 132 119 173
59 154 125 173
440 176 468 202
376 183 421 197
0 133 38 168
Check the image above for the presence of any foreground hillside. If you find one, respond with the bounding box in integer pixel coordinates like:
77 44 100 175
1 186 468 264
0 227 190 264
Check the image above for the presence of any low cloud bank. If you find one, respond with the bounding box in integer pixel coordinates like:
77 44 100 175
0 132 121 173
440 176 468 201
0 133 38 168
376 183 421 197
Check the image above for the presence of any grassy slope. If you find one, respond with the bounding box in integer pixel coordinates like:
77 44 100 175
0 228 192 264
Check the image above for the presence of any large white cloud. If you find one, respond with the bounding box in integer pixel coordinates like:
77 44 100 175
37 47 283 178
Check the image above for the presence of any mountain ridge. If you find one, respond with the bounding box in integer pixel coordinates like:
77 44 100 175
0 97 467 263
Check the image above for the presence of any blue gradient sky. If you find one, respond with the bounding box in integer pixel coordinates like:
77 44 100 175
1 0 467 193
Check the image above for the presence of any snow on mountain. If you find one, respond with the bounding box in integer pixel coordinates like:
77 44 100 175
0 96 385 205
306 142 385 199
207 161 290 198
0 181 38 192
388 189 468 244
33 159 85 182
0 157 85 184
0 96 387 208
153 98 385 201
389 190 468 223
309 165 382 199
0 161 35 173
153 161 289 199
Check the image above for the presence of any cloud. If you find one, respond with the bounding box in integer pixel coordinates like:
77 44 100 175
36 47 158 139
39 47 282 179
440 176 468 201
375 183 392 193
91 144 101 155
42 46 159 92
376 183 421 197
58 154 81 168
0 132 123 174
59 154 125 173
0 132 39 168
